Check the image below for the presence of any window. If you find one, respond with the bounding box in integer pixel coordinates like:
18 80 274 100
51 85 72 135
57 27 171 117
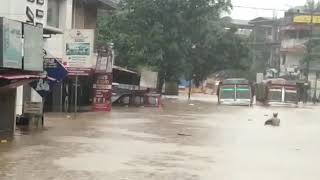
47 0 60 28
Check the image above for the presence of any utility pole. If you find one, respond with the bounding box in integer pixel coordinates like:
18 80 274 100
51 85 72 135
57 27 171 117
306 2 315 103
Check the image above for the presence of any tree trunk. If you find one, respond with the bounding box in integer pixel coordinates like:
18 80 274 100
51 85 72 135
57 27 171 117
157 74 165 94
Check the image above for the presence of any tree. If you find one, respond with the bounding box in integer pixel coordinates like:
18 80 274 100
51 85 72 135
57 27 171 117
97 0 250 91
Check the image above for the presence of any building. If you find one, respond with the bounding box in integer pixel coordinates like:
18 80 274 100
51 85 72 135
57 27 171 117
43 0 117 112
249 17 281 78
0 0 117 135
280 7 320 99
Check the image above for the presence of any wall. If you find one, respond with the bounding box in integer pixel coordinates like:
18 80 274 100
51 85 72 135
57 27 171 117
0 90 16 136
16 86 23 115
280 52 304 76
0 0 27 22
0 0 47 26
73 1 98 29
285 53 303 67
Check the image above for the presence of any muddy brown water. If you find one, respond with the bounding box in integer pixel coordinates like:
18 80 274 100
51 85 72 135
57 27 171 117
1 96 320 180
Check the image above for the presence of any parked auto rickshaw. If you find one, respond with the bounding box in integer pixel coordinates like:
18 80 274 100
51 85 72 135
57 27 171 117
218 78 253 106
256 78 298 105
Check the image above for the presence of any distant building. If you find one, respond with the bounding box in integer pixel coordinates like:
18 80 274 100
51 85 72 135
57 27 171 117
280 6 320 99
249 17 280 77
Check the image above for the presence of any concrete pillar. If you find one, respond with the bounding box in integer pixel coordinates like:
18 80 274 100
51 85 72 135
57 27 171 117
0 89 17 136
52 83 63 112
16 86 23 115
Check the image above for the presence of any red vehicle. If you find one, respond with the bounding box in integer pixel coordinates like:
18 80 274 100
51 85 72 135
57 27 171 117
256 79 298 105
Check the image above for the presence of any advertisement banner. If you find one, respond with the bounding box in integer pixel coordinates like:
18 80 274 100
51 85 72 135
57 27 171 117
0 18 22 69
23 24 43 71
140 70 158 89
64 29 94 75
293 15 320 24
30 59 68 97
92 73 112 112
95 44 114 73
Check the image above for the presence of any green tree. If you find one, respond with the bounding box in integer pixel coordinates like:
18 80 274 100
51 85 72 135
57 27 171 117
97 0 250 90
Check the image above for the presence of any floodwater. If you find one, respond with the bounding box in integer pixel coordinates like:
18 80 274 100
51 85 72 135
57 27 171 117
1 95 320 180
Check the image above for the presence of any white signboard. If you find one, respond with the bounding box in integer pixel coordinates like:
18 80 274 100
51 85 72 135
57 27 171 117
256 73 264 84
0 18 22 69
140 70 158 89
24 24 43 71
24 102 43 114
64 29 94 69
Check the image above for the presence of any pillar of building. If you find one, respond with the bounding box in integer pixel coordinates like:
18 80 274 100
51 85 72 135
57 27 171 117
0 89 17 136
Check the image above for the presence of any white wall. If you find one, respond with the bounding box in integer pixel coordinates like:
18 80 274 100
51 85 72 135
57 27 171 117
286 53 303 67
0 0 47 25
0 0 25 22
16 86 23 115
45 0 73 58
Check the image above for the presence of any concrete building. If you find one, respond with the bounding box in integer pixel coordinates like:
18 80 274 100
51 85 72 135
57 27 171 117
248 17 281 78
279 8 310 79
43 0 117 112
0 0 117 135
280 7 320 99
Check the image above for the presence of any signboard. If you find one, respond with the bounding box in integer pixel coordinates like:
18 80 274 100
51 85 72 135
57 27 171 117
64 29 94 75
24 101 43 114
30 58 68 97
293 15 320 24
23 24 43 71
0 18 22 69
140 70 158 89
92 73 112 112
95 45 114 73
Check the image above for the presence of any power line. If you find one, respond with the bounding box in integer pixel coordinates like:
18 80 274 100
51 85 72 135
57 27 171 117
233 5 287 12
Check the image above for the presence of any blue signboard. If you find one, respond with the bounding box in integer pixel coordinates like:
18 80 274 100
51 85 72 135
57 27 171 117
30 59 68 97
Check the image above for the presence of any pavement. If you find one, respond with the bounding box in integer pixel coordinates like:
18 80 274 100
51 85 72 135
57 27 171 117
1 94 320 179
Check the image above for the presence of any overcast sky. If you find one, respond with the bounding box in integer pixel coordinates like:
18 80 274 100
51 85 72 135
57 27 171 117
230 0 307 20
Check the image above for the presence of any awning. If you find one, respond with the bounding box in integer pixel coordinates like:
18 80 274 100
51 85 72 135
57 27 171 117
0 74 44 91
113 65 138 74
43 26 64 35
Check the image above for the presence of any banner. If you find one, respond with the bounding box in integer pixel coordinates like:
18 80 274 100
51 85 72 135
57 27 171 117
30 59 68 97
23 24 43 71
92 73 112 112
293 15 320 24
140 70 158 89
0 18 22 69
64 29 94 75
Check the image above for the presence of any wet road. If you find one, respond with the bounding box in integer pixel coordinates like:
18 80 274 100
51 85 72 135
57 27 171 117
1 95 320 180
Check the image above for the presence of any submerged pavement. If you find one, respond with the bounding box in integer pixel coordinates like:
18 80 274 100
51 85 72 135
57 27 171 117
1 95 320 180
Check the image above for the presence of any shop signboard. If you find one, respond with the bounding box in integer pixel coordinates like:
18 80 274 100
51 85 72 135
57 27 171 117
64 29 94 76
293 15 320 24
30 58 68 97
140 70 158 89
92 73 112 112
0 18 22 69
24 101 43 114
95 44 114 73
23 23 43 71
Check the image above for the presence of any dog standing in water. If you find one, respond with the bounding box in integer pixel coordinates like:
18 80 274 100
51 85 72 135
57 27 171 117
265 113 280 126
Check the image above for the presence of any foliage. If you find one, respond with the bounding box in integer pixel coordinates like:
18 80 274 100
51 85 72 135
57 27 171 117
97 0 251 89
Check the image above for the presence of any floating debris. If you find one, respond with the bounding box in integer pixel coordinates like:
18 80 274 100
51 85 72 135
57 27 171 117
178 133 192 136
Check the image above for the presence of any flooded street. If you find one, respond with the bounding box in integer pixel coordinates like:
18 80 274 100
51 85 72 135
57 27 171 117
1 95 320 180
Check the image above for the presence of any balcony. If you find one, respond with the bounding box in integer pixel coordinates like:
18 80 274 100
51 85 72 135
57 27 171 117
280 39 307 53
